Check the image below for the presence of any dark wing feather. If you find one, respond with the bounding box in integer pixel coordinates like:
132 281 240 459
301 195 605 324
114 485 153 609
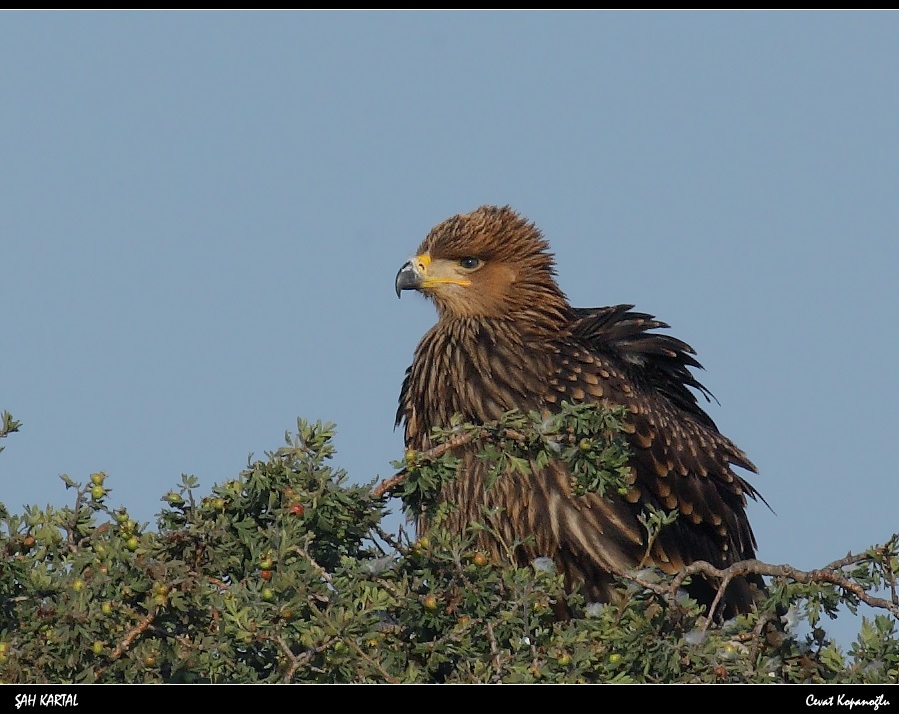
570 305 721 429
550 306 765 615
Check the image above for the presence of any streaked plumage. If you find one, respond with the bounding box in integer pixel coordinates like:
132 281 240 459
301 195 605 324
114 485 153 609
395 205 764 617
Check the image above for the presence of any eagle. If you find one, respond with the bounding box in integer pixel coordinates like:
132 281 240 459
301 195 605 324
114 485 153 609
394 205 765 618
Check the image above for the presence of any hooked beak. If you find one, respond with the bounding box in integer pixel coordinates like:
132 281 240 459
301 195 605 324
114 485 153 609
395 259 422 298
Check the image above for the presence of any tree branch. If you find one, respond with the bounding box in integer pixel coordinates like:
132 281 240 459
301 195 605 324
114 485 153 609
372 427 529 499
656 551 899 627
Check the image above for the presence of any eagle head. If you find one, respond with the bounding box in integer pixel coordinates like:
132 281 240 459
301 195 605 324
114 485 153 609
395 205 566 326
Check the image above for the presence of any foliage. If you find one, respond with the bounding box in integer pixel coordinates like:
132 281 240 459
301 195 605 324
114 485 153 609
0 411 20 456
0 409 897 683
398 403 633 523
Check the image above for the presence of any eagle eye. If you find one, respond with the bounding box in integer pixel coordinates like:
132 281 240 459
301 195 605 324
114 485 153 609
459 257 481 270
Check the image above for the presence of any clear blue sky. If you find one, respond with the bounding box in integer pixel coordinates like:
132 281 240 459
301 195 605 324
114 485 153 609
3 11 897 647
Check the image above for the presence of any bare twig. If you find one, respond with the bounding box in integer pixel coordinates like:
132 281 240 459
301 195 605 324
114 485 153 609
704 570 734 628
93 609 157 677
205 575 231 591
372 471 409 499
372 427 529 499
746 611 780 662
258 631 336 682
657 552 899 628
273 634 310 682
295 545 334 588
886 552 898 607
109 610 156 661
370 523 402 553
485 620 503 683
300 597 400 683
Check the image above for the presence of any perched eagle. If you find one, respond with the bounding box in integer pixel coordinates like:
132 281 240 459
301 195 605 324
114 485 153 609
394 205 764 617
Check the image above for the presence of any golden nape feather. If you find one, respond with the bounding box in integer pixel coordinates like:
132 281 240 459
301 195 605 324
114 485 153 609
394 205 765 618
